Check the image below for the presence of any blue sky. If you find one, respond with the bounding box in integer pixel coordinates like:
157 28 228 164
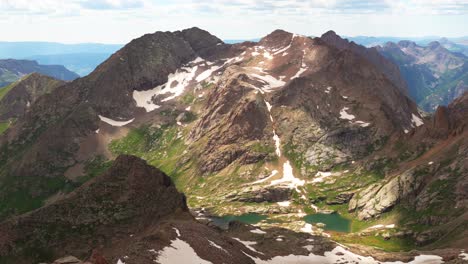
0 0 467 44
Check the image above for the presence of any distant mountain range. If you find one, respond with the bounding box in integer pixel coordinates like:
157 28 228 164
0 42 122 77
377 41 467 111
347 36 468 54
0 59 78 87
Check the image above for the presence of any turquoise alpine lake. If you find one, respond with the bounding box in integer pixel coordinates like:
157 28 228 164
304 213 351 233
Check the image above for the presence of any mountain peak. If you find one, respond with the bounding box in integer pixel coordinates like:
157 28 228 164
321 30 339 38
178 27 223 53
427 41 442 49
259 29 295 48
397 40 416 48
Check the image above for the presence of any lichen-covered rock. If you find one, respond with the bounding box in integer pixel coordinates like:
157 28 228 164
349 169 421 219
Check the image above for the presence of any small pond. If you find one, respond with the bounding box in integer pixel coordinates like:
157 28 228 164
304 213 351 233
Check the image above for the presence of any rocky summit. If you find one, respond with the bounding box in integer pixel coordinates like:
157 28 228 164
0 27 467 264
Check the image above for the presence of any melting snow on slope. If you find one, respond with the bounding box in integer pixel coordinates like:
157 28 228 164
411 113 424 127
312 171 333 183
291 50 308 80
233 238 264 254
272 133 281 156
277 201 291 207
300 223 313 233
270 161 305 190
133 58 203 112
196 64 222 82
247 246 443 264
98 115 134 127
116 259 125 264
263 51 273 60
339 107 355 120
460 250 468 260
368 224 395 229
250 73 285 91
208 240 227 252
354 121 371 127
250 228 267 234
252 170 279 184
156 238 212 264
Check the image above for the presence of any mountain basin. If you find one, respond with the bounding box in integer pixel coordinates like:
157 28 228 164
304 213 351 233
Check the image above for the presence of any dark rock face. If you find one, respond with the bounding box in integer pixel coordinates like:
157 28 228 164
226 185 293 203
0 155 188 263
0 73 65 121
0 59 78 86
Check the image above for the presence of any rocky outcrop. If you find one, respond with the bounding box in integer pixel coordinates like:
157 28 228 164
226 185 292 203
349 169 422 219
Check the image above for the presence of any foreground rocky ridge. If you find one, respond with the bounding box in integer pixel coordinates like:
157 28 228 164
0 27 466 255
1 155 465 264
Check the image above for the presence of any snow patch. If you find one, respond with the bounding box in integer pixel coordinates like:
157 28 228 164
208 240 227 252
233 238 263 255
339 107 355 120
252 170 278 184
133 59 200 112
246 246 443 264
303 245 314 251
369 224 395 230
263 51 273 60
354 120 371 127
250 228 267 234
98 115 134 127
460 251 468 260
250 73 285 91
277 201 291 207
270 161 305 190
196 64 222 82
300 223 313 233
173 227 181 237
156 238 212 264
411 113 424 127
312 171 333 183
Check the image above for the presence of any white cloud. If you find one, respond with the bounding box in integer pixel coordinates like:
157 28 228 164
0 0 466 43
